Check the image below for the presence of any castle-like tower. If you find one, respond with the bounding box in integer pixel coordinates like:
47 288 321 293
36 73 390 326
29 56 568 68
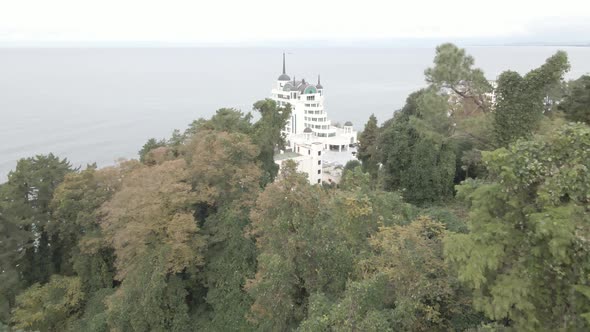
270 53 356 152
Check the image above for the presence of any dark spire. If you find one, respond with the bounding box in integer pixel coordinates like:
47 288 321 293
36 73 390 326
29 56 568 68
316 74 323 89
277 52 291 81
282 52 286 74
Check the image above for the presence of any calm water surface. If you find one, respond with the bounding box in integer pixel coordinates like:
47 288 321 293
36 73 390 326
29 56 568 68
1 46 590 181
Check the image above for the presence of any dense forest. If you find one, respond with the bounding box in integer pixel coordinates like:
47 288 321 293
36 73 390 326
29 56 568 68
1 44 589 331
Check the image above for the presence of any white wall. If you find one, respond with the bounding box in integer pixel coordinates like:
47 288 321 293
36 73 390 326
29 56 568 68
275 142 323 185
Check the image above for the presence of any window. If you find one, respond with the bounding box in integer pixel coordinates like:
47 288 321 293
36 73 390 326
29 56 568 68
318 151 321 156
318 160 321 165
317 179 321 184
308 150 311 155
317 169 321 174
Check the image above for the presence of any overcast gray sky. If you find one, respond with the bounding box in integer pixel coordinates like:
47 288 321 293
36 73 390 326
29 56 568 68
1 0 589 44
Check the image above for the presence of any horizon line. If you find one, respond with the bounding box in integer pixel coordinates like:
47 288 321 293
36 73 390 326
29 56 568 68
0 35 589 48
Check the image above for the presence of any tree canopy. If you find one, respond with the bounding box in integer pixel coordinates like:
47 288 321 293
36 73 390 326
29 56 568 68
1 46 589 331
559 75 590 125
493 51 570 146
445 123 590 330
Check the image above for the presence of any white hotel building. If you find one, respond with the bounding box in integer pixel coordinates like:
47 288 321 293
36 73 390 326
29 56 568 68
272 53 357 184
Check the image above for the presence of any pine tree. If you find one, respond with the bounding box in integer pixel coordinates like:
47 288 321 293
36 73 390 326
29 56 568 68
357 114 379 179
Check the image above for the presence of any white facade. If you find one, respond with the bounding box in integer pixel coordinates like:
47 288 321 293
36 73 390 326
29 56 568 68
272 53 357 184
275 142 323 184
271 54 357 152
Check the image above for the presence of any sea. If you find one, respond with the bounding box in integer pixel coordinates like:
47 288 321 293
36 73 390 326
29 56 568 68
1 46 590 181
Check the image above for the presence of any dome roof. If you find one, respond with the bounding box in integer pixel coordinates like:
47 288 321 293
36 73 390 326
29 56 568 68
278 73 291 81
344 121 353 126
303 127 313 133
298 83 307 91
283 83 293 91
301 84 317 94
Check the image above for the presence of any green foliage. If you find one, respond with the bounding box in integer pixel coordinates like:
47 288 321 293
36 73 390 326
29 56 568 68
445 123 590 330
460 148 487 180
96 159 207 331
11 275 84 332
421 206 469 234
67 288 114 332
198 206 257 331
2 47 587 331
251 99 291 185
378 90 456 205
187 108 254 136
183 102 289 186
330 174 417 250
559 75 590 124
0 154 73 321
300 216 481 331
299 278 392 332
247 161 355 330
363 217 458 331
339 162 365 190
0 211 21 324
575 285 590 325
184 130 262 208
357 114 379 179
138 138 166 163
493 51 570 146
425 43 492 112
49 165 122 286
101 160 205 280
106 248 192 332
424 43 496 184
343 159 361 172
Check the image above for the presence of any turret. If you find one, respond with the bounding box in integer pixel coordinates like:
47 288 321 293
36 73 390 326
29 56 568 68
344 121 353 134
304 127 313 140
316 75 323 90
316 75 323 96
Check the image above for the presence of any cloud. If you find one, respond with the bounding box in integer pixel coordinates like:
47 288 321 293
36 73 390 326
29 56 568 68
0 0 589 44
523 17 590 43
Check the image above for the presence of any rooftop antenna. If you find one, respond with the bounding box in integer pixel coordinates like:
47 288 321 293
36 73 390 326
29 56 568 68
317 74 321 85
